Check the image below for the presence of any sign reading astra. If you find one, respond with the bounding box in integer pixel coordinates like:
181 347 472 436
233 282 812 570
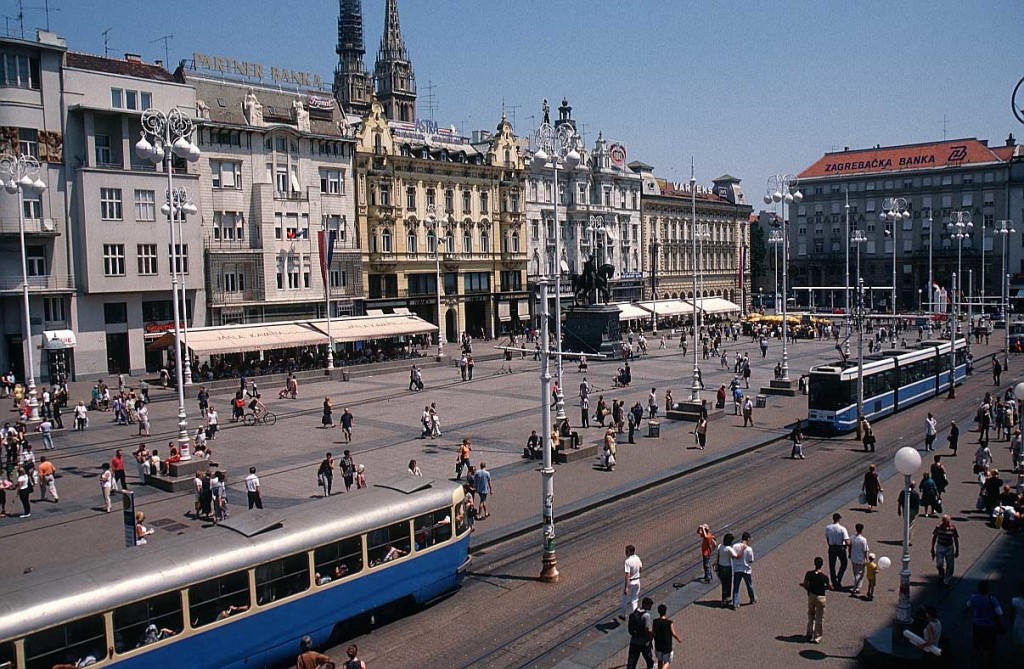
822 145 969 174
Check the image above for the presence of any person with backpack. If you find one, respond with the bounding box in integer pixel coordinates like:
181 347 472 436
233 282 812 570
340 450 355 492
626 596 655 669
318 453 334 497
651 603 681 669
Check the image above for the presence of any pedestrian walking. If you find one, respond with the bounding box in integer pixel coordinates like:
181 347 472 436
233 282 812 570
924 412 938 451
930 455 948 497
993 355 1003 385
245 467 263 509
966 580 1003 667
824 513 850 590
341 450 355 491
36 456 57 503
35 418 54 451
861 423 877 452
318 452 334 497
197 386 209 416
625 596 655 669
620 544 644 620
648 388 658 419
455 438 472 479
715 532 735 607
473 462 492 519
728 532 756 609
111 449 127 492
861 464 883 512
742 396 754 427
897 481 921 545
920 472 940 516
698 524 716 582
694 415 708 450
100 462 113 513
580 396 590 428
602 428 617 471
801 556 831 644
849 524 869 595
931 514 960 586
207 406 219 440
865 553 878 600
651 603 681 669
295 635 332 669
355 463 366 489
74 400 88 431
947 420 959 455
790 424 805 459
322 397 334 428
340 408 353 443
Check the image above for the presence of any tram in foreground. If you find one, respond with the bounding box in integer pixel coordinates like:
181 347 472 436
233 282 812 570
806 338 968 435
0 478 470 669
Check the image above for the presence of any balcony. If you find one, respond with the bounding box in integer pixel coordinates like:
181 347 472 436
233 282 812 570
0 218 60 236
0 274 75 294
204 234 262 251
273 191 309 202
208 289 266 305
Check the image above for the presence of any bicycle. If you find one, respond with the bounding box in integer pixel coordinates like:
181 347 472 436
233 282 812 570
243 410 277 426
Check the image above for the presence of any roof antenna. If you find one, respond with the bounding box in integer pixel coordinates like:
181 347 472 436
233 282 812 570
942 114 948 141
28 0 60 32
101 27 112 57
150 33 173 68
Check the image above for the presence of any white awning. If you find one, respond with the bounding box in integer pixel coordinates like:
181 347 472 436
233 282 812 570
635 300 695 317
614 303 651 321
43 330 76 350
691 297 741 315
498 302 512 322
310 314 437 343
147 322 328 356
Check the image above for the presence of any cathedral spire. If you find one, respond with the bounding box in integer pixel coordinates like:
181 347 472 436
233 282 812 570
374 0 416 122
333 0 372 115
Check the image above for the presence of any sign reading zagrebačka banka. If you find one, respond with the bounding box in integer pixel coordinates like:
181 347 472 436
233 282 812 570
191 51 324 89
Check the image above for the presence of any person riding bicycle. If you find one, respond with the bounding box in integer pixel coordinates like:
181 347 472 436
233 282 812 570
248 394 267 419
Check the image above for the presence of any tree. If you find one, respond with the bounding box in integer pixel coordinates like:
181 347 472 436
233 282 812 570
749 223 768 290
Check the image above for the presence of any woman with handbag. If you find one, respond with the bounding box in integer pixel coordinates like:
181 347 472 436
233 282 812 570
862 464 882 513
862 425 877 452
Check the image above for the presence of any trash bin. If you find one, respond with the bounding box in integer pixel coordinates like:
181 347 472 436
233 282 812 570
755 394 767 409
648 420 661 438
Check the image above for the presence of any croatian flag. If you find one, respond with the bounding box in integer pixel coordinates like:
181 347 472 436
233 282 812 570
318 229 337 285
287 229 308 240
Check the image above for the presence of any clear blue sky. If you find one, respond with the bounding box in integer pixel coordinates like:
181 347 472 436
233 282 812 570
13 0 1023 199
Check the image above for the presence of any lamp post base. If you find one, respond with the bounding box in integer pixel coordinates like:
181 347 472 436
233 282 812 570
539 550 559 583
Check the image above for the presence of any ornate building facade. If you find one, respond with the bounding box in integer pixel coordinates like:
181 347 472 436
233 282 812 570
354 98 527 340
332 0 374 116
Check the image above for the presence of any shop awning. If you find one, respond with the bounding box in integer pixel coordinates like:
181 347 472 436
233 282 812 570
43 330 77 350
635 300 695 317
147 322 328 356
309 314 437 343
614 303 652 321
691 297 742 315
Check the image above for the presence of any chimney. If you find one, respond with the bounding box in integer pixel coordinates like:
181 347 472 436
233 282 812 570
125 53 141 62
155 59 163 68
844 146 849 152
1007 133 1017 148
980 139 989 147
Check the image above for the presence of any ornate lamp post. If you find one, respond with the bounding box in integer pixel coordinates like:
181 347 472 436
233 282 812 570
948 210 973 396
532 114 580 426
536 278 558 582
768 229 783 313
893 446 922 642
0 154 47 421
135 107 201 459
763 174 802 381
851 229 867 438
167 187 197 384
881 197 910 319
689 170 700 402
425 204 446 359
924 213 934 312
995 219 1016 368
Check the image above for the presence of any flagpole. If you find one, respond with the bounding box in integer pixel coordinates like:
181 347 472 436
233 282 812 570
320 225 335 371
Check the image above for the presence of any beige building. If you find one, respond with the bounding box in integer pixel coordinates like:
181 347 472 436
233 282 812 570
177 70 360 328
354 98 528 339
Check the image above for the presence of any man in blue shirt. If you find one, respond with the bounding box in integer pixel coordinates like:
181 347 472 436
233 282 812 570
473 462 492 519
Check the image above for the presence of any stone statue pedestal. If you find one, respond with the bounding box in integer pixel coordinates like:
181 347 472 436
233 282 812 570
563 304 622 358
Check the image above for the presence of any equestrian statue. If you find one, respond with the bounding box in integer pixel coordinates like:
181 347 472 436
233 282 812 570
570 254 615 305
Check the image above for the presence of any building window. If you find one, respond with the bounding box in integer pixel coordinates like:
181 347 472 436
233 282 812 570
134 189 155 222
110 88 123 108
511 230 520 253
26 245 45 276
406 187 416 210
211 160 241 189
480 191 489 213
275 164 289 193
320 169 343 195
100 188 123 220
407 230 417 253
18 128 38 158
141 91 152 109
531 220 539 241
43 297 65 323
1 53 40 89
425 188 436 209
213 212 244 240
329 268 346 288
463 271 490 293
463 230 472 253
480 228 489 251
22 191 42 220
167 244 189 274
426 229 436 254
125 89 137 110
444 189 454 212
462 190 471 214
287 256 300 289
137 244 158 275
444 231 455 254
511 194 520 212
303 259 311 289
103 244 126 276
381 228 393 253
95 135 111 165
379 184 391 207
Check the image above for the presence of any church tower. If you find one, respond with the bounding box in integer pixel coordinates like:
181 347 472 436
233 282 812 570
333 0 373 115
373 0 417 123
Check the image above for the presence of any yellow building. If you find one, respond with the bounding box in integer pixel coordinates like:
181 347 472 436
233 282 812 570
354 98 528 342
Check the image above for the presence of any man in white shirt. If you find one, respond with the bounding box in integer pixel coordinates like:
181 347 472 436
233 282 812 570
825 513 851 590
728 532 755 609
245 467 263 509
924 413 938 451
849 523 870 595
620 544 643 620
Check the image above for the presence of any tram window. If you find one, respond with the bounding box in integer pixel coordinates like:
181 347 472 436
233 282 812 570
113 591 183 653
454 500 469 535
0 641 15 669
188 571 251 628
24 615 106 669
368 522 412 567
808 377 851 411
256 552 310 605
314 536 363 584
414 509 453 550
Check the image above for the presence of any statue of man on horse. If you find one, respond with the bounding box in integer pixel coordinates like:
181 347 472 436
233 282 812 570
570 254 615 305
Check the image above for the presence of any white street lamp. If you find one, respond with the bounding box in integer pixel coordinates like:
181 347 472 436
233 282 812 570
0 154 46 421
924 213 934 313
995 220 1016 368
893 446 922 637
948 210 973 396
881 197 910 323
137 107 201 460
764 174 802 382
768 228 783 314
166 187 197 385
690 169 700 402
533 115 580 425
851 229 868 438
425 204 446 359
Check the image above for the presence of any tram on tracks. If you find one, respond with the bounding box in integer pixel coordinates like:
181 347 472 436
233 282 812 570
0 478 470 669
806 338 968 435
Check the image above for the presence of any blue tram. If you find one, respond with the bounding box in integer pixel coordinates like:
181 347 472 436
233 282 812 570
806 338 968 435
0 477 470 669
